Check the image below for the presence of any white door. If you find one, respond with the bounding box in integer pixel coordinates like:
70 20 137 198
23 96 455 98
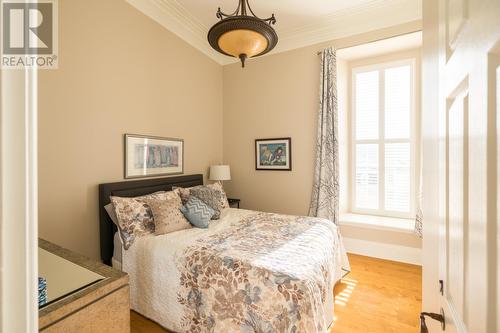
423 0 500 332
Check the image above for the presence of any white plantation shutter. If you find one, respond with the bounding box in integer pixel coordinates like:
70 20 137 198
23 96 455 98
385 143 410 212
355 71 379 140
385 66 411 139
352 60 414 218
355 144 379 209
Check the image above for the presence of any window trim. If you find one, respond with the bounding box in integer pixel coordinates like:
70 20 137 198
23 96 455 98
350 58 417 219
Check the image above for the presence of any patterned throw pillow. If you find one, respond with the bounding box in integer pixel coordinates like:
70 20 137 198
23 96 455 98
173 183 229 208
173 183 229 217
180 196 215 228
145 195 192 235
208 182 230 209
173 186 192 205
190 186 226 220
110 191 175 249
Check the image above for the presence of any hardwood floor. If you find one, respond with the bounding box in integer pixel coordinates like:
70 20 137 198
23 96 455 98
131 311 169 333
330 254 421 333
130 253 422 333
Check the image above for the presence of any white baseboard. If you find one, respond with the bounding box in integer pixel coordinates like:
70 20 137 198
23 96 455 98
343 237 422 266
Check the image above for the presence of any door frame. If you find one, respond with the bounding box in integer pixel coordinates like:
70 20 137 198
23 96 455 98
0 66 39 331
421 0 442 330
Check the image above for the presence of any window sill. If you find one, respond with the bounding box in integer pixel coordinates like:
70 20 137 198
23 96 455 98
339 213 415 233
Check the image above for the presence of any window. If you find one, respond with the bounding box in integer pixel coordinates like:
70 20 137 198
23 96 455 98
351 60 415 218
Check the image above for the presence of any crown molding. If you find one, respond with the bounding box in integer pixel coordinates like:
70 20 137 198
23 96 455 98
126 0 422 66
276 0 422 55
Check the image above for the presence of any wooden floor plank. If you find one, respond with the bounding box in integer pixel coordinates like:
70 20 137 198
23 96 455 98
130 253 422 333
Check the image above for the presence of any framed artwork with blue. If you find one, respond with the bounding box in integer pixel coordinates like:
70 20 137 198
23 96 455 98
255 137 292 171
125 134 184 179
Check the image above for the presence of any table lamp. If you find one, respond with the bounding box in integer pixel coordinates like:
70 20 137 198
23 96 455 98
209 165 231 187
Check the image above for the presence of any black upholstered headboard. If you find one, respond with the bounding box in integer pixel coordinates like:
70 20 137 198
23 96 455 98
98 174 203 265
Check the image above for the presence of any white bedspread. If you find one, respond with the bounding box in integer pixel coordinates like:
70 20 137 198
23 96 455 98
122 208 350 333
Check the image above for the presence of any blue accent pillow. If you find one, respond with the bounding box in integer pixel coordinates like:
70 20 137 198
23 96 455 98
38 277 47 307
180 196 215 228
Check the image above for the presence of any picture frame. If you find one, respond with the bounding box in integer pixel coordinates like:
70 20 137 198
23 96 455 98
255 137 292 171
124 134 184 179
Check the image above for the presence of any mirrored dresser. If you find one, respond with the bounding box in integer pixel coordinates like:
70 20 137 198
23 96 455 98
38 239 129 332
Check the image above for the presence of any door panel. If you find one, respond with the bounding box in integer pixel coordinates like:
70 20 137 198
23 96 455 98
446 0 468 56
446 86 468 325
431 0 500 332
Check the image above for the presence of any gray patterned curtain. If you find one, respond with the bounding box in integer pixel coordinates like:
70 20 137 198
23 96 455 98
415 195 423 237
415 127 423 237
309 47 339 224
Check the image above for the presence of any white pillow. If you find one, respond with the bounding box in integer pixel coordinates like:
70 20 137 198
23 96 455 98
104 203 125 248
104 203 119 226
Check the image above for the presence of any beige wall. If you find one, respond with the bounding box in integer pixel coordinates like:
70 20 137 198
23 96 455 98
223 45 319 215
38 0 223 259
222 23 423 260
223 21 421 215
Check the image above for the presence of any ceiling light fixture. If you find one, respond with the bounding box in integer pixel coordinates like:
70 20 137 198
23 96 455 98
208 0 278 68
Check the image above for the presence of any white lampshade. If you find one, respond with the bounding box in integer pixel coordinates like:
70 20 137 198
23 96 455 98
209 165 231 181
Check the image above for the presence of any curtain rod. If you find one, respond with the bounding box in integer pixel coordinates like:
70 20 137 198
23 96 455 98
316 30 421 55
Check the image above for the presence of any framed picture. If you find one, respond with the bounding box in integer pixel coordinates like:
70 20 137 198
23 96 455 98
255 137 292 171
124 134 184 179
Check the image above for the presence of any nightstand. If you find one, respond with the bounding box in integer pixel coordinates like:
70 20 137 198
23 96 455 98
228 198 240 209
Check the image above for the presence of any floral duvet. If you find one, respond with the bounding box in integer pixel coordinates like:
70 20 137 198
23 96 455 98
122 208 350 333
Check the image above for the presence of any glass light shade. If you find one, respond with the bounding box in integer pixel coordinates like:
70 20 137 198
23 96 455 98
217 29 268 58
209 165 231 181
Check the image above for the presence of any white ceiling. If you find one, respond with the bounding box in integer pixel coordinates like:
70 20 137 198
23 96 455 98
126 0 422 65
177 0 377 33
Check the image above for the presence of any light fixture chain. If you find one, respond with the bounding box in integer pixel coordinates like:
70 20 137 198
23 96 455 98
245 0 276 24
241 0 247 15
216 1 241 20
216 0 276 24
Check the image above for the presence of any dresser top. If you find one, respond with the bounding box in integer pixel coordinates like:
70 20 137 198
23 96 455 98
39 248 105 307
39 239 128 329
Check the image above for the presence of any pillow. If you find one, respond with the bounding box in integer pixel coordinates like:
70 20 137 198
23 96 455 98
110 191 175 249
173 183 229 218
190 185 230 220
104 203 126 248
144 195 192 236
172 186 192 205
180 196 215 228
208 182 230 209
172 183 229 207
104 203 119 226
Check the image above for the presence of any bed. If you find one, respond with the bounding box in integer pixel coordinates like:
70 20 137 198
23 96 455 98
99 175 350 333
